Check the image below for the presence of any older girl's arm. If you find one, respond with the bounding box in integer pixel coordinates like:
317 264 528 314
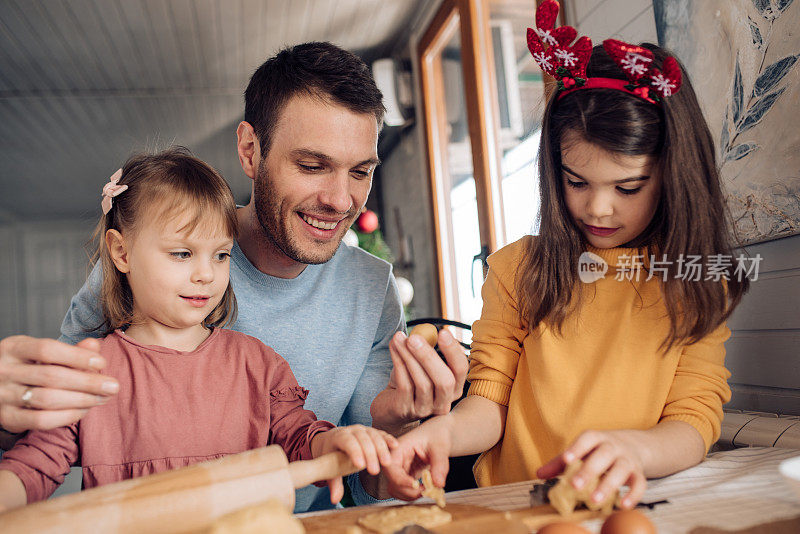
385 394 507 500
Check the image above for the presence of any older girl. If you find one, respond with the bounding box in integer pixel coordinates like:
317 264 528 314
387 1 749 509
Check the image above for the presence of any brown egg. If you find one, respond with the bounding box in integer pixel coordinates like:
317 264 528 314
537 522 591 534
600 510 657 534
409 323 438 347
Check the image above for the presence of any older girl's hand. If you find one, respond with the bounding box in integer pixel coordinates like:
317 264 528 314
537 429 647 509
383 415 453 501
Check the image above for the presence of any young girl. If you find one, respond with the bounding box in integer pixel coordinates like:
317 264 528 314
386 1 749 509
0 147 396 511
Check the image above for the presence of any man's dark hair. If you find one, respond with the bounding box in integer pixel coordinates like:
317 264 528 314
244 41 385 155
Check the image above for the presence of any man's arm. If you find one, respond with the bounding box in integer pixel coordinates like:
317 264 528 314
342 272 404 503
370 328 468 435
368 267 469 434
347 272 470 502
382 395 507 500
58 261 106 345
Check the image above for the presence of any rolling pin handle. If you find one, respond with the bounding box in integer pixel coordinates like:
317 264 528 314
288 451 361 489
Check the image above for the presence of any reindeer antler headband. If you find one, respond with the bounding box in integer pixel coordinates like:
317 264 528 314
527 0 682 105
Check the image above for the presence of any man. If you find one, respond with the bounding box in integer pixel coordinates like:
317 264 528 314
0 42 468 512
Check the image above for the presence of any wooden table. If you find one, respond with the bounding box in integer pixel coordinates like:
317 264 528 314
299 447 800 533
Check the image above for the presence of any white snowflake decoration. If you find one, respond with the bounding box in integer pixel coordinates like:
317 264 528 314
650 74 676 97
534 27 557 46
533 51 553 72
620 52 652 76
553 48 577 67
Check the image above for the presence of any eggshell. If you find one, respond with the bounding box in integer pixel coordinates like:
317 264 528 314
409 323 438 347
537 522 591 534
600 509 657 534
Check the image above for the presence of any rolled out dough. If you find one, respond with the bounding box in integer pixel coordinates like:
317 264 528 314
357 505 452 534
205 499 305 534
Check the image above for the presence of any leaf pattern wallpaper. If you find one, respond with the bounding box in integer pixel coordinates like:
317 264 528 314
654 0 799 244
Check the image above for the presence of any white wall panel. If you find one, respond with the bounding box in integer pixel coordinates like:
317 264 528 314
570 0 658 45
2 220 96 339
0 225 21 340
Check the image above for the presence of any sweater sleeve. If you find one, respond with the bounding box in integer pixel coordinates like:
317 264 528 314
659 322 732 451
0 423 79 503
266 353 335 463
58 261 105 344
343 272 403 506
341 270 401 429
467 240 529 406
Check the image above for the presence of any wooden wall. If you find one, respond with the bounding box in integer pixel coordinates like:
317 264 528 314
0 220 93 340
726 235 800 415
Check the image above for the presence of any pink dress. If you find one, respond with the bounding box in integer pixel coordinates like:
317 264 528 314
0 328 334 503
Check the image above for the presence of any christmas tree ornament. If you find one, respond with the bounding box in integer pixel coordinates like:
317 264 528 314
357 209 379 233
343 229 360 248
395 276 415 307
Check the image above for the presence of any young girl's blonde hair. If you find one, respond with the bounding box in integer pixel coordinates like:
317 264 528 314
92 146 238 335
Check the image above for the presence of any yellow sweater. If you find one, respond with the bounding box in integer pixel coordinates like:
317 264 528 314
468 237 731 487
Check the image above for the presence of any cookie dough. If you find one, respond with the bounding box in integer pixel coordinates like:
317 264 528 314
205 499 305 534
357 505 452 534
421 468 446 508
409 323 438 347
547 460 619 516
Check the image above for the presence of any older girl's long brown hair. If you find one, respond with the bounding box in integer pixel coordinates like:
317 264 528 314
516 43 748 351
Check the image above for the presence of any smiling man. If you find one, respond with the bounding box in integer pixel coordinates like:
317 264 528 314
0 42 469 513
237 92 380 277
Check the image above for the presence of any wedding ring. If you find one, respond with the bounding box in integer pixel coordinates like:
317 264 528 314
21 387 34 409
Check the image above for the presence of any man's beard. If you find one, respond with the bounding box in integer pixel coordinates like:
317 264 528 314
253 165 354 265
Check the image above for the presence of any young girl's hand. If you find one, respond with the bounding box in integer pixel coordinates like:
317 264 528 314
310 424 398 503
537 429 647 509
384 415 453 501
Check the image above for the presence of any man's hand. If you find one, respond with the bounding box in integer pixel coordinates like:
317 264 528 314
370 328 469 434
0 336 119 434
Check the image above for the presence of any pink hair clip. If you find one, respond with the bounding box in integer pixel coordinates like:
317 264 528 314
101 168 127 215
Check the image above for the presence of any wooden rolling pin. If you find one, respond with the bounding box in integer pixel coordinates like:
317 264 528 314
0 445 358 534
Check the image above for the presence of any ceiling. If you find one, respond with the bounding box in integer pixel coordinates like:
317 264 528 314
0 0 429 222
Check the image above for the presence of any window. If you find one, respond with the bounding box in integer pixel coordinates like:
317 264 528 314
417 0 550 329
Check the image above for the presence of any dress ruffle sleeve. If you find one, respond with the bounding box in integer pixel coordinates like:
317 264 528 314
268 359 335 464
0 423 79 503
